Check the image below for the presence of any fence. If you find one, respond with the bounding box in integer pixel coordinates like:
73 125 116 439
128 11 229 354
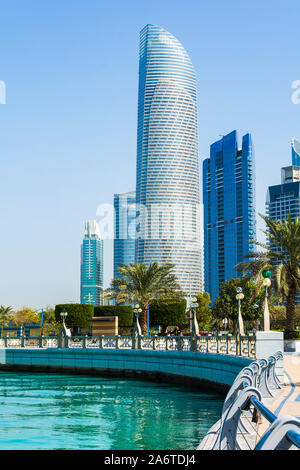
0 333 256 358
205 352 300 450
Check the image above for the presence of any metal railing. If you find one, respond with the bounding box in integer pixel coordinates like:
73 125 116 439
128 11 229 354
0 333 256 358
211 352 300 450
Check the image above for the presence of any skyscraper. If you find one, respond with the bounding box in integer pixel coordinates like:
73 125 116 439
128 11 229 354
292 138 300 166
266 157 300 304
203 131 256 302
80 220 103 305
113 191 136 278
135 24 202 294
266 165 300 221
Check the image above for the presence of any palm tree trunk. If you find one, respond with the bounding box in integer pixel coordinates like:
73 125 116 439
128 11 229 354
285 286 296 338
140 306 148 336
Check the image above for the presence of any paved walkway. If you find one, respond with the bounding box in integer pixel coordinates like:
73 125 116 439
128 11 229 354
258 354 300 436
198 354 300 450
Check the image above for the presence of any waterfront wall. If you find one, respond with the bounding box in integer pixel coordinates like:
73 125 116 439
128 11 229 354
0 348 252 393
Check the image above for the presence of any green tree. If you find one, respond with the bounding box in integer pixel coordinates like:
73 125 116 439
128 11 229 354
212 278 263 333
12 307 37 326
236 213 300 338
0 306 14 327
195 292 212 330
94 305 134 327
149 299 187 334
55 304 94 333
106 262 183 335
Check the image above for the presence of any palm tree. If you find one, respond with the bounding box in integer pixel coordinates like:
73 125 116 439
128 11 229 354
236 213 300 338
0 305 14 327
106 262 183 335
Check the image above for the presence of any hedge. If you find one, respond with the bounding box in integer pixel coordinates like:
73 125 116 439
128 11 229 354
149 299 187 331
55 304 94 329
94 305 134 327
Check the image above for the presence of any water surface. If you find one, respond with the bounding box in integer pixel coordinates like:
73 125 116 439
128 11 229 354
0 371 223 450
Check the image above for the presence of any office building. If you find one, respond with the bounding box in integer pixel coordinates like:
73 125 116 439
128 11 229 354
113 191 136 278
135 24 202 294
80 220 103 305
203 131 256 301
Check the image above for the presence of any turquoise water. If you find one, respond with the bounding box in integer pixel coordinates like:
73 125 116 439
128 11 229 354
0 371 223 450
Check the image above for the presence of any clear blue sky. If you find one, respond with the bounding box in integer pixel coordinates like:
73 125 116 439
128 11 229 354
0 0 299 309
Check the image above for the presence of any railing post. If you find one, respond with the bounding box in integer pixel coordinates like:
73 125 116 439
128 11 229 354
99 335 103 349
258 359 273 398
214 387 262 450
255 331 284 382
83 335 87 349
255 416 300 450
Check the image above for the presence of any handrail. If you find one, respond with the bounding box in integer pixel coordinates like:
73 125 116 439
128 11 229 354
0 332 257 358
212 352 300 451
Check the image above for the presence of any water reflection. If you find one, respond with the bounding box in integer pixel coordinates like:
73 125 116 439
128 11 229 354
0 372 223 450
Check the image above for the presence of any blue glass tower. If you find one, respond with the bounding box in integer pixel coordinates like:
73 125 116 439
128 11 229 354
266 161 300 304
135 24 202 294
80 221 103 305
113 191 136 278
203 131 256 302
292 138 300 166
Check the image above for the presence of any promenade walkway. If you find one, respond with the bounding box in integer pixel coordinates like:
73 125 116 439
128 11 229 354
258 354 300 436
198 354 300 450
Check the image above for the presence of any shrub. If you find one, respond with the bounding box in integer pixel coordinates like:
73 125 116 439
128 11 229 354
93 305 134 327
149 299 187 334
55 304 94 330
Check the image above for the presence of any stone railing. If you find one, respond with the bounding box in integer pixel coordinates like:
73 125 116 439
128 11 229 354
0 333 256 358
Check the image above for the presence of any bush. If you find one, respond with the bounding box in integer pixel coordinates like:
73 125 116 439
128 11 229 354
149 299 187 334
93 305 134 327
55 304 94 330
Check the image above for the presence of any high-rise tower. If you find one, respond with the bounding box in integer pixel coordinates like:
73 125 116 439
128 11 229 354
113 191 136 278
135 24 202 294
266 145 300 304
80 220 103 305
203 131 256 302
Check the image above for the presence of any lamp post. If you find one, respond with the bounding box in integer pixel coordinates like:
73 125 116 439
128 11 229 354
60 308 68 329
262 270 271 331
191 297 199 336
236 287 245 336
132 304 142 341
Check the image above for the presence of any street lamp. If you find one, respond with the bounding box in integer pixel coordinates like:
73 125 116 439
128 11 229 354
222 318 228 331
236 287 245 336
262 270 271 331
60 308 68 329
191 297 199 336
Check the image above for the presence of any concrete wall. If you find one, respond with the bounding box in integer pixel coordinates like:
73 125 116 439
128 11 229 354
0 348 252 393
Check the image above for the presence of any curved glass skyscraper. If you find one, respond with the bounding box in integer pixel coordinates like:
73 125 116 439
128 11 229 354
135 25 202 294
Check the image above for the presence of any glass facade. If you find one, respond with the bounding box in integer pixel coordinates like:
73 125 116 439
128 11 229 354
266 164 300 304
292 138 300 166
113 191 136 278
203 131 256 302
80 221 103 306
135 24 202 294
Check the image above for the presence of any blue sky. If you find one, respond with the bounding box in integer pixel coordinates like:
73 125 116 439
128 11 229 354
0 0 299 309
